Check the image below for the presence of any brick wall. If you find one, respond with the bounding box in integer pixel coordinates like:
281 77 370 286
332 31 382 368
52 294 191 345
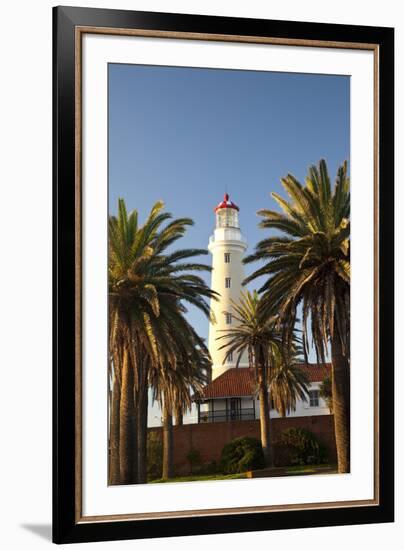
149 415 336 476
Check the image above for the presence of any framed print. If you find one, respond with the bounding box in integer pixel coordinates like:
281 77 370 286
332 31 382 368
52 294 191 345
53 5 394 544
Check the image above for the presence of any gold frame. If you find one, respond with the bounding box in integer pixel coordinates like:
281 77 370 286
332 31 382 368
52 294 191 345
74 27 380 524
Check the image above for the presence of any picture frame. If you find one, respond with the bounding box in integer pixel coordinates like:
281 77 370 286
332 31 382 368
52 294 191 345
53 5 394 544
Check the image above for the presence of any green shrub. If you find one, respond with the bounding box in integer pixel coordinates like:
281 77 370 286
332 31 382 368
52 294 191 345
220 437 265 474
147 431 163 481
278 427 327 465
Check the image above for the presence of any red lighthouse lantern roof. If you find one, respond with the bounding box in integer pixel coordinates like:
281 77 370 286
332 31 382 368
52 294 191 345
214 193 240 212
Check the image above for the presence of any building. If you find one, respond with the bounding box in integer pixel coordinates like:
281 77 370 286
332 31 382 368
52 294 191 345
195 364 331 423
207 193 248 379
195 193 331 423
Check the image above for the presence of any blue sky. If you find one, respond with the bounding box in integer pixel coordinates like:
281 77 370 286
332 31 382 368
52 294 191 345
108 63 349 423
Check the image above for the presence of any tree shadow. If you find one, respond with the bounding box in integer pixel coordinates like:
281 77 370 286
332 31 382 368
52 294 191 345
21 524 52 542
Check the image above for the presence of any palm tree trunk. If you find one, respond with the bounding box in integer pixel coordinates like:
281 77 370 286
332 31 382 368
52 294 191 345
162 399 174 479
109 373 121 484
331 326 350 473
119 346 137 484
258 367 273 467
137 377 148 484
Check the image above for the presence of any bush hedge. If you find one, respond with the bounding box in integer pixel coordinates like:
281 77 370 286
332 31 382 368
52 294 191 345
278 427 327 465
220 436 265 474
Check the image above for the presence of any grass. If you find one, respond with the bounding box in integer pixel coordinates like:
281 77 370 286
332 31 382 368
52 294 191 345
150 472 247 483
284 464 336 475
150 464 336 483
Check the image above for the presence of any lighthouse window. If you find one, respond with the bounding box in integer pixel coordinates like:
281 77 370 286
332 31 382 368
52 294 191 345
224 252 230 263
225 277 231 288
217 208 238 228
225 313 232 324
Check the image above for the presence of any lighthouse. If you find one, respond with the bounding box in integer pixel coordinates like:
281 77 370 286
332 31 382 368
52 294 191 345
208 194 248 380
194 193 332 424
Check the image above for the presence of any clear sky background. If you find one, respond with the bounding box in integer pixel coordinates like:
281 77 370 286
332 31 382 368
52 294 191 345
108 63 350 425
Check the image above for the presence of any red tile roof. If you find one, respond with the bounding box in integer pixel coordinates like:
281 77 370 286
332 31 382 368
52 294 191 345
198 368 255 400
195 363 331 400
297 363 331 383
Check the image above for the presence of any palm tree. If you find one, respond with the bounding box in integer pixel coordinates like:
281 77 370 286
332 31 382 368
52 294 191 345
218 290 282 466
269 345 310 418
142 287 213 481
108 347 122 484
150 318 211 480
244 159 350 472
109 199 217 483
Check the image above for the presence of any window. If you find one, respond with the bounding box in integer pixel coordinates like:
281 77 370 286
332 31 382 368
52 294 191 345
225 277 231 288
227 351 233 362
225 313 232 324
309 390 320 407
224 252 230 263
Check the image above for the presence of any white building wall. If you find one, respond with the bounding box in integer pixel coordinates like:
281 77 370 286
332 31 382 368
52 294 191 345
205 383 329 420
262 382 329 418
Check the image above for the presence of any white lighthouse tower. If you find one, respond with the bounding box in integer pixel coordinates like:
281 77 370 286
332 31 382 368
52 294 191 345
208 194 248 380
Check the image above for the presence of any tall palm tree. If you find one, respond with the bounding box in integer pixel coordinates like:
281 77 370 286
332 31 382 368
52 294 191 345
244 159 350 473
150 318 211 480
218 290 282 466
108 347 122 484
109 199 217 483
109 307 138 484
